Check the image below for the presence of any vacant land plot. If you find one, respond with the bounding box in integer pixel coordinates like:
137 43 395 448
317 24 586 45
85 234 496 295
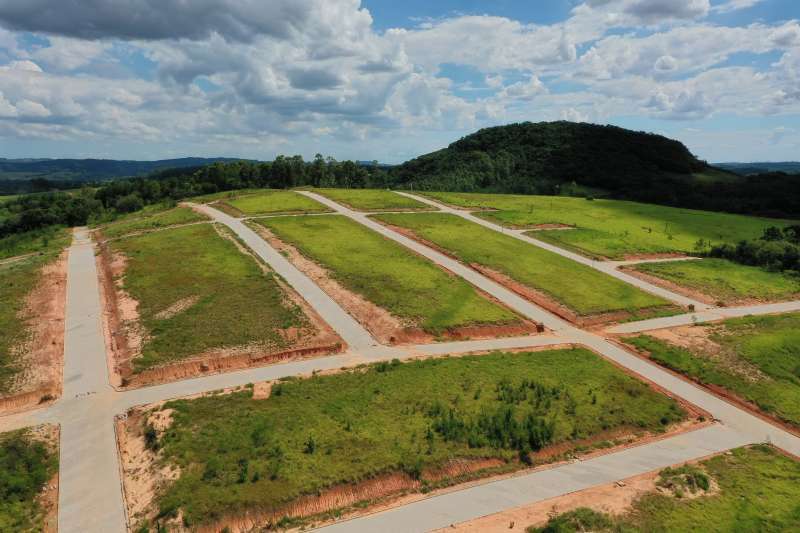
0 226 70 261
374 213 674 323
314 188 431 211
0 242 67 410
629 258 800 305
97 205 208 240
528 445 800 532
120 348 689 530
253 215 531 342
214 190 330 217
624 312 800 428
423 192 790 259
0 425 59 532
99 223 341 387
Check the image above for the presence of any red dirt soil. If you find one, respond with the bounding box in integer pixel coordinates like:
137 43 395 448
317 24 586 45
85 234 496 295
249 223 540 345
0 251 67 414
117 346 710 533
95 232 344 390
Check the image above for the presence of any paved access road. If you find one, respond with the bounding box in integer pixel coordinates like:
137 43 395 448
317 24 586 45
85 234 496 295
395 191 712 310
2 197 799 533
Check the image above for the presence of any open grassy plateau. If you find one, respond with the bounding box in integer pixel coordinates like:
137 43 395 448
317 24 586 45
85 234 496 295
118 348 698 532
95 204 209 241
373 212 678 324
251 214 536 343
523 445 800 533
622 312 800 430
0 234 68 412
0 426 59 533
627 258 800 306
312 188 432 211
209 190 331 217
422 192 793 260
96 222 342 388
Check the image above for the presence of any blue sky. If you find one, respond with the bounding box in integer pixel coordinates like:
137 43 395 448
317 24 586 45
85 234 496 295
0 0 798 162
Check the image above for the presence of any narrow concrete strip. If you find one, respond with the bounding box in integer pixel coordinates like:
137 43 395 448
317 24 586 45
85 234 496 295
59 228 127 533
299 191 574 332
607 299 800 334
317 424 753 533
191 203 379 350
409 334 565 357
301 191 800 457
396 192 711 311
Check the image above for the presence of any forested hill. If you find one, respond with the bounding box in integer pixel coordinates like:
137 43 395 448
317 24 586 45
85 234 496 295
390 121 710 194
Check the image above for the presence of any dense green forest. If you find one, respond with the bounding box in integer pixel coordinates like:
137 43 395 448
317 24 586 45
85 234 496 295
389 122 799 218
3 122 799 249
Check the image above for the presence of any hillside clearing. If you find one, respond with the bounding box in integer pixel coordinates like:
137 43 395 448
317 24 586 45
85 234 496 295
423 192 791 259
214 190 330 217
121 348 689 531
313 188 432 211
99 223 341 387
253 214 530 342
528 445 800 532
373 213 675 322
97 205 208 240
623 312 800 429
629 258 800 305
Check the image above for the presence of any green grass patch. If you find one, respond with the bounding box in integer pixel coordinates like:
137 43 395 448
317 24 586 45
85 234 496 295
423 192 792 259
625 312 800 427
373 213 671 317
314 188 431 211
633 258 800 304
529 444 800 532
143 349 684 527
219 190 330 216
109 223 313 372
0 428 58 532
99 206 208 240
0 227 70 261
254 215 520 332
0 237 67 393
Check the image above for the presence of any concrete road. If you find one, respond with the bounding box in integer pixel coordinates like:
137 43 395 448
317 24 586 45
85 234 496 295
192 203 379 351
607 299 800 334
58 229 127 533
3 204 800 533
395 192 712 310
318 424 753 532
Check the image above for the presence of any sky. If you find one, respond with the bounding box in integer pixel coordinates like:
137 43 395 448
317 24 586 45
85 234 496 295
0 0 798 163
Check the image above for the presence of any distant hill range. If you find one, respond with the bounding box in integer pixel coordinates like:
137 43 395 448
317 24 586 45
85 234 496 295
0 157 245 193
715 162 800 175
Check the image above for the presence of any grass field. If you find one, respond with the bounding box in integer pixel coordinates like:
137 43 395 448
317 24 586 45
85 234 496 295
374 213 672 317
0 234 68 392
633 258 800 304
314 188 431 211
422 192 791 259
99 206 207 240
218 190 330 216
254 215 521 333
138 349 685 528
108 223 314 372
529 445 800 532
625 312 800 427
0 226 70 260
0 428 58 532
